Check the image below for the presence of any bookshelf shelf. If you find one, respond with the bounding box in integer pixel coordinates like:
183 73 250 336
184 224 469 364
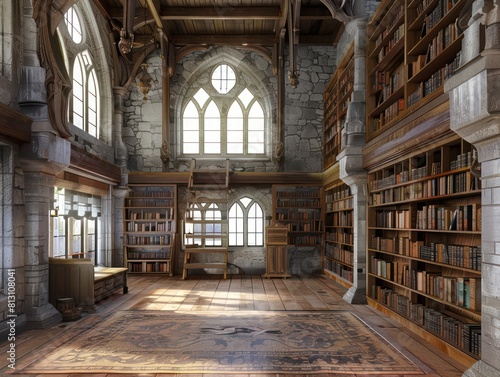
272 184 324 248
124 185 177 275
323 42 354 169
367 0 465 139
367 139 482 361
324 182 354 286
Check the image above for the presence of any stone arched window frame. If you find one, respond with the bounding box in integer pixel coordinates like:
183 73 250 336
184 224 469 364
56 2 113 144
175 51 275 162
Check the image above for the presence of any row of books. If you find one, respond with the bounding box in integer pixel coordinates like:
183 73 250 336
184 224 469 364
415 0 458 18
276 199 321 208
325 197 353 212
451 149 477 170
416 204 481 232
276 211 321 221
419 243 481 271
325 230 354 245
127 251 171 260
126 198 175 208
126 235 173 245
127 209 174 220
285 222 323 232
275 189 321 198
370 236 482 271
371 285 481 356
370 257 481 310
374 4 404 49
127 261 171 273
126 222 175 232
128 191 175 198
325 244 354 265
370 171 478 205
325 260 353 283
288 235 322 245
375 209 411 229
328 212 353 227
375 63 406 103
326 186 352 201
376 23 404 64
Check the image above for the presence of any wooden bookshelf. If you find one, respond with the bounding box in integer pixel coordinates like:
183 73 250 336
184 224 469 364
272 184 324 247
323 42 354 169
367 138 481 363
366 0 465 140
324 182 354 287
124 185 177 275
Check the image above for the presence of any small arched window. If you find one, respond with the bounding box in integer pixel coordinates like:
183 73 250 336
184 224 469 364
228 197 264 247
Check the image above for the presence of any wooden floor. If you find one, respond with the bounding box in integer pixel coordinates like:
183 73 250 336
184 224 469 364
1 274 469 376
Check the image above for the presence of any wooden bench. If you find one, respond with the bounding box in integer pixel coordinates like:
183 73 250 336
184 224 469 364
49 258 128 312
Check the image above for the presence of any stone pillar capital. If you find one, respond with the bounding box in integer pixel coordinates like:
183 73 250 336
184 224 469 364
20 131 70 176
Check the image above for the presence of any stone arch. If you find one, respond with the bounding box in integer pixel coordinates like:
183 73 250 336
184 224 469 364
171 46 277 168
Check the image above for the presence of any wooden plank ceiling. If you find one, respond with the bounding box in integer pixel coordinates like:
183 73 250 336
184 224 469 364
94 0 344 53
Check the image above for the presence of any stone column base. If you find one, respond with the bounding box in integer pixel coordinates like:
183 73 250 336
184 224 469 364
343 286 367 304
463 361 500 377
26 304 61 329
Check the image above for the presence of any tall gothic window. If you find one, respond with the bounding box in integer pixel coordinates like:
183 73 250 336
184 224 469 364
61 6 100 138
181 64 266 158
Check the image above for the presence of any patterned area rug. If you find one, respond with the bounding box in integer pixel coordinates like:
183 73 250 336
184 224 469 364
21 310 424 374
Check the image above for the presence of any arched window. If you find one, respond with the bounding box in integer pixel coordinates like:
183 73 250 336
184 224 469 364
71 51 100 138
60 6 100 139
228 197 264 247
181 63 267 158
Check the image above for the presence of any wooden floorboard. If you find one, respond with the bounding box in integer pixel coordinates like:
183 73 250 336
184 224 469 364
0 274 469 377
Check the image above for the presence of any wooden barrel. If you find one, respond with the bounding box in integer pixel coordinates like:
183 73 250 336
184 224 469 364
56 298 75 313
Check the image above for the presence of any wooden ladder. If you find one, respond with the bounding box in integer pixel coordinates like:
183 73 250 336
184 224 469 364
182 159 230 279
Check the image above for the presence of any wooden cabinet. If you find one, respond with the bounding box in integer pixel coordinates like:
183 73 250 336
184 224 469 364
367 0 465 140
323 42 354 169
124 185 176 274
367 138 481 362
272 184 324 247
324 183 354 287
263 223 290 278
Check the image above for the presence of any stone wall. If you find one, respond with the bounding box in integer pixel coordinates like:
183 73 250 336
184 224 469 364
284 46 336 172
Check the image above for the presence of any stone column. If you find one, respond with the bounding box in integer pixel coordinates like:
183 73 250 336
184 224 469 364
19 4 71 325
113 188 129 268
112 87 130 268
444 1 500 375
337 19 368 304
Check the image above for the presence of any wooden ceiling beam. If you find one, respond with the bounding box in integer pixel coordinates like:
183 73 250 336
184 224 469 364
159 6 281 20
172 34 276 46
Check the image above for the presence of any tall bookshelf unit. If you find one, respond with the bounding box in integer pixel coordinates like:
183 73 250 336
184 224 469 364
323 42 354 169
324 183 354 288
367 139 482 363
124 185 176 275
272 185 324 248
367 0 465 140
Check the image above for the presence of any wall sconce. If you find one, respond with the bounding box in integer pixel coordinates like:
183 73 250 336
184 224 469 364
50 207 59 217
136 64 157 101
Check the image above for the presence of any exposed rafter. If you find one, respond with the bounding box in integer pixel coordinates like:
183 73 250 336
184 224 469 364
160 6 281 20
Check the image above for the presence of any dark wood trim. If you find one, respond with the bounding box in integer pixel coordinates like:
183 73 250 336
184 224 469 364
363 97 457 171
0 103 32 143
128 171 323 186
172 34 275 47
69 146 121 184
55 172 109 194
160 6 281 20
